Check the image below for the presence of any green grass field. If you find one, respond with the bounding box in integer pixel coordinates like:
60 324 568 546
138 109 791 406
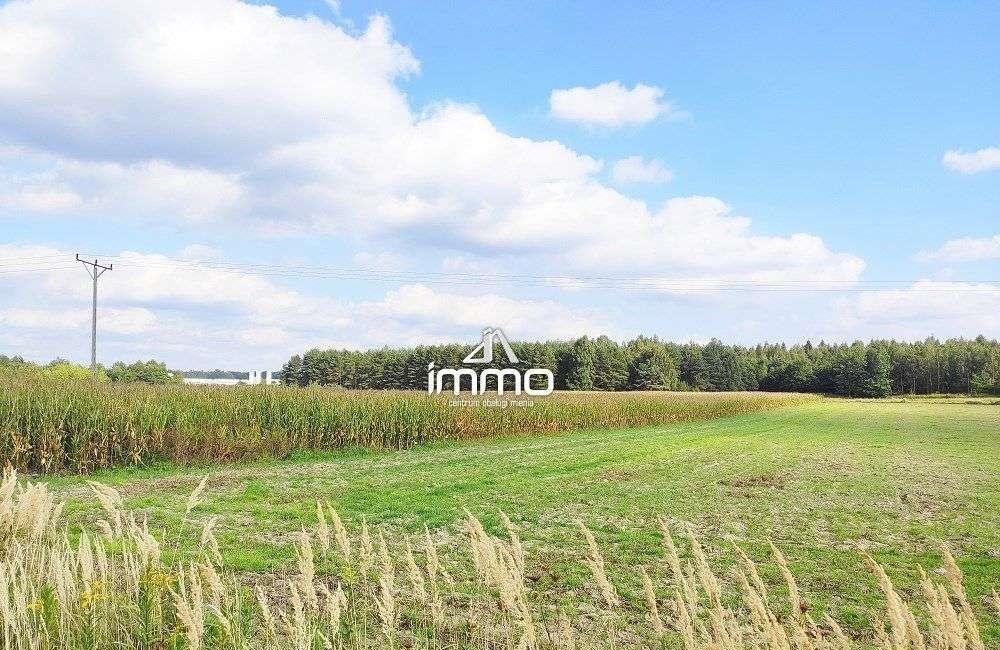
40 396 1000 643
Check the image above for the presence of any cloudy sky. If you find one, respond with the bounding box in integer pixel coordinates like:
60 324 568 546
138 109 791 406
1 0 998 369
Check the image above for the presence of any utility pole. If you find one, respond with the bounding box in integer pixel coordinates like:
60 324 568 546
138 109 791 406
76 254 113 379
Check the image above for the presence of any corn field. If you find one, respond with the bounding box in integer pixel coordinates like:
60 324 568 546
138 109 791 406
1 470 995 649
0 376 813 473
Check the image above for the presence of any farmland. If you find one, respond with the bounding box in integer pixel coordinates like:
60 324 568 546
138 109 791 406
0 377 811 472
15 396 1000 647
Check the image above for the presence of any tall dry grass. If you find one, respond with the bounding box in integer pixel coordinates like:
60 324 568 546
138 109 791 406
1 470 995 649
0 375 812 473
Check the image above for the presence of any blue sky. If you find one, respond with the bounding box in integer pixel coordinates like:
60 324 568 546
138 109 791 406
0 0 998 368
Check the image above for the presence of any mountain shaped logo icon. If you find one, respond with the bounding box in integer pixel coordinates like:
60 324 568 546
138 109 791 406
463 327 520 365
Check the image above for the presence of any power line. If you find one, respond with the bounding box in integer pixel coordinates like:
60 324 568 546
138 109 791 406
1 251 999 293
72 252 987 283
0 254 72 262
74 252 1000 293
0 266 80 274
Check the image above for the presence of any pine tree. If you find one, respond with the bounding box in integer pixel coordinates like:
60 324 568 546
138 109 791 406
592 336 628 390
562 337 596 390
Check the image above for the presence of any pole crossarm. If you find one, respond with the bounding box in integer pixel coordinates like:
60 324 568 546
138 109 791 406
76 253 113 276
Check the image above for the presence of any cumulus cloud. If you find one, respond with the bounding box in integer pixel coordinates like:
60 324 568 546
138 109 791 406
0 243 345 364
0 307 155 334
0 147 246 222
917 235 1000 263
549 81 684 128
942 147 1000 174
611 156 673 184
0 0 881 361
0 0 859 288
369 284 607 340
0 183 82 212
0 244 609 366
839 281 1000 339
0 0 418 165
566 196 865 284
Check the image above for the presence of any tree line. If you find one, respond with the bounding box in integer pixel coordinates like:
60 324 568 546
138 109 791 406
0 357 270 384
280 335 1000 397
0 356 181 384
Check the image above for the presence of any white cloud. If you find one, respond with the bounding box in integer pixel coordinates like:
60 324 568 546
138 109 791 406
237 327 291 347
0 244 348 365
611 156 674 184
0 0 857 290
917 235 1000 263
0 306 155 334
0 148 246 222
549 81 684 128
0 0 418 165
566 196 865 285
2 243 989 367
839 280 1000 339
179 244 225 261
0 244 610 366
0 0 875 359
942 147 1000 174
0 307 83 330
263 101 604 240
0 184 82 212
369 284 607 340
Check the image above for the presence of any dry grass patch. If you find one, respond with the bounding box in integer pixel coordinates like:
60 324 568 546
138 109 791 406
2 470 995 649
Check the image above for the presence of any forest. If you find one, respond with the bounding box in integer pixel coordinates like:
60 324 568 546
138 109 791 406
281 336 1000 397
